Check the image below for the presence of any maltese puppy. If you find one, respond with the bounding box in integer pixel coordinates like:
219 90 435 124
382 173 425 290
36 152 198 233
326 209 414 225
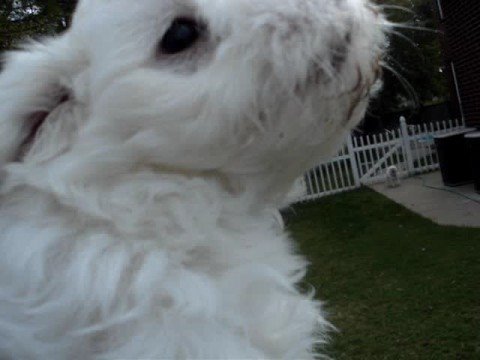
386 165 401 188
0 0 384 358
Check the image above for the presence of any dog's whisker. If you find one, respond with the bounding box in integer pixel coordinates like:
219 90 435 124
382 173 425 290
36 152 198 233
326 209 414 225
380 61 419 108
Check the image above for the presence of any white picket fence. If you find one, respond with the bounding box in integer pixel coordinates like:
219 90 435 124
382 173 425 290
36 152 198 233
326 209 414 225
297 117 465 202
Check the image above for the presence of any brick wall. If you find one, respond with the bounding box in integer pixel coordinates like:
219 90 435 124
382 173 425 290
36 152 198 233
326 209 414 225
436 0 480 127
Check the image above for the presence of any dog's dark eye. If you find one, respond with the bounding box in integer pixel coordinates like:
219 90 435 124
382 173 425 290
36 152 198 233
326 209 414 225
160 18 202 55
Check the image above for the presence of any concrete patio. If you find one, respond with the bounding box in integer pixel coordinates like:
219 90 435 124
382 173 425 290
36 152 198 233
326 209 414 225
370 171 480 228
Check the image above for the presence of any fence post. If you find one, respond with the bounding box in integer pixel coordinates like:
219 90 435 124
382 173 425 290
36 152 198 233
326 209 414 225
399 116 415 175
346 134 361 187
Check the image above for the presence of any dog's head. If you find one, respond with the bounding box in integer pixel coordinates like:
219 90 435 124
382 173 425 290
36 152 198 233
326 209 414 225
0 0 385 202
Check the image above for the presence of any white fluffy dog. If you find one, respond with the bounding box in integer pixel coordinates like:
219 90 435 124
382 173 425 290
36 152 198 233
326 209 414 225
386 165 401 188
0 0 384 358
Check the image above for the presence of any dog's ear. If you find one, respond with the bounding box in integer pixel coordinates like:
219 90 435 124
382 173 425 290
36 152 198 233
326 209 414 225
0 33 86 167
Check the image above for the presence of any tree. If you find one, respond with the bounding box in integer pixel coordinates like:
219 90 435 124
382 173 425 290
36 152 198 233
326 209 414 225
369 0 448 118
0 0 77 52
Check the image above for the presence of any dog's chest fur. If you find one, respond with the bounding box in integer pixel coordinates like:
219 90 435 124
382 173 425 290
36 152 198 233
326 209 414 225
0 172 321 359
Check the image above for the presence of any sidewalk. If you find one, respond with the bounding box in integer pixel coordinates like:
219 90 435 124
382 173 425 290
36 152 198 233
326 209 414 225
370 171 480 228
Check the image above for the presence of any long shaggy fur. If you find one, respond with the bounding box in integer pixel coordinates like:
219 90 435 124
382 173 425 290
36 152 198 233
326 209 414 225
0 0 385 358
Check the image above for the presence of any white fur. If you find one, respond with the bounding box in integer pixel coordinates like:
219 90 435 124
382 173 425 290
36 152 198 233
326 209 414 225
386 165 401 188
0 0 385 358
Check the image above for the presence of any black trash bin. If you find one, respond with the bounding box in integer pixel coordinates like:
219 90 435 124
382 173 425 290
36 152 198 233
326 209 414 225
434 129 476 187
465 131 480 194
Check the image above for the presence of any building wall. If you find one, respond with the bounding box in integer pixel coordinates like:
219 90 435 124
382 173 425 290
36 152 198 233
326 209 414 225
436 0 480 127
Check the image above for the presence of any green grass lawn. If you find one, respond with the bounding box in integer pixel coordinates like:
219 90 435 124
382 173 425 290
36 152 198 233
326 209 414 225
285 188 480 360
